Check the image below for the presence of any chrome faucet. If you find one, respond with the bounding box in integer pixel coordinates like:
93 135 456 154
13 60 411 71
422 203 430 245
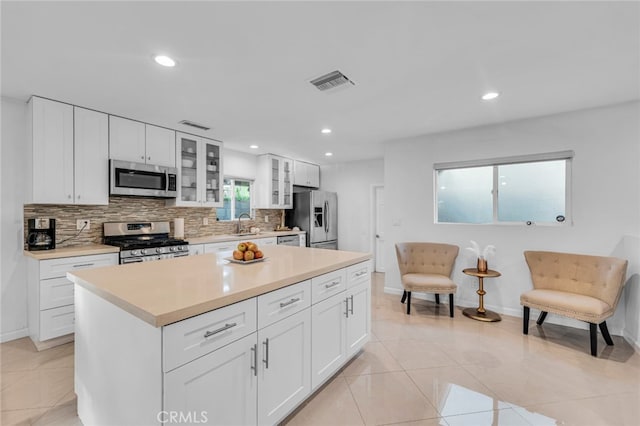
237 212 251 234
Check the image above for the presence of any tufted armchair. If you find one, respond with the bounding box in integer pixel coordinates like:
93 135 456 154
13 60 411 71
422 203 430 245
395 242 459 317
522 251 628 356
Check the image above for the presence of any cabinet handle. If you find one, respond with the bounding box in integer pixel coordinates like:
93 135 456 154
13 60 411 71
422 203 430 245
349 294 354 315
355 270 368 277
76 195 81 200
263 338 269 369
251 344 257 376
148 156 151 161
141 155 145 160
325 280 340 289
68 195 72 199
203 322 237 338
73 263 95 268
279 297 300 308
345 298 349 318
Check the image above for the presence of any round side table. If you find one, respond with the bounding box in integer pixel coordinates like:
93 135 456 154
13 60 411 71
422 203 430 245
462 268 502 322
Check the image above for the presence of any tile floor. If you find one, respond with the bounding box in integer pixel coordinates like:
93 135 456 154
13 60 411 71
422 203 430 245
1 272 639 425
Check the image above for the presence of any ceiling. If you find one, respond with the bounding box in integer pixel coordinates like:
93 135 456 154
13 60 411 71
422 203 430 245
2 1 639 165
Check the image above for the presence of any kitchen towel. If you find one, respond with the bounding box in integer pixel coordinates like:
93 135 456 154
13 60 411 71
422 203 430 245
174 218 184 239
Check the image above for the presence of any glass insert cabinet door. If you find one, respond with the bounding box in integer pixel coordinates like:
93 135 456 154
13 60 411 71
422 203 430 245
173 132 223 207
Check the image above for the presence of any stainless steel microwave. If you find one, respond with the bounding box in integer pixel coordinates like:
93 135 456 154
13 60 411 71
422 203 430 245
109 160 177 198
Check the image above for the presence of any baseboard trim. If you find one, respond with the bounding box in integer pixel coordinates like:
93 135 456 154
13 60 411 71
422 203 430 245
0 328 29 343
623 330 640 353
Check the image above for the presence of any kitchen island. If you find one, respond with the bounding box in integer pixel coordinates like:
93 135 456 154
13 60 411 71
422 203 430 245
68 245 372 426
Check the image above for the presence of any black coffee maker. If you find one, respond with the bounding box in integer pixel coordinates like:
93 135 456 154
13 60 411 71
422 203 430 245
27 218 56 251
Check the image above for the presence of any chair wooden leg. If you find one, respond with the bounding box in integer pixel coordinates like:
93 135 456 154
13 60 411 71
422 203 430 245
449 294 454 317
599 321 614 346
435 294 440 305
401 290 407 304
536 311 548 325
406 291 412 315
590 323 597 356
523 306 530 335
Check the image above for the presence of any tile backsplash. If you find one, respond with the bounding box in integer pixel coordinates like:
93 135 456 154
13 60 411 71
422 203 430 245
24 196 284 248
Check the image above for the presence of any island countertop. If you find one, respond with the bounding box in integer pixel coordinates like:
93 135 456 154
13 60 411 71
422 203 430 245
68 245 371 328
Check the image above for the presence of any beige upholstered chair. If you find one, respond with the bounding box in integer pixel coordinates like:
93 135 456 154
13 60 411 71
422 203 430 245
522 251 628 356
395 242 459 317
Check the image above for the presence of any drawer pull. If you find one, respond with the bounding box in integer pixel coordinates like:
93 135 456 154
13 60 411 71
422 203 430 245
204 322 237 339
345 298 349 318
355 270 368 277
325 280 341 289
279 297 300 308
73 263 95 268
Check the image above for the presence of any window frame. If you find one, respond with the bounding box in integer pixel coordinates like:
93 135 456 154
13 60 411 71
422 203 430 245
433 151 573 226
218 177 255 221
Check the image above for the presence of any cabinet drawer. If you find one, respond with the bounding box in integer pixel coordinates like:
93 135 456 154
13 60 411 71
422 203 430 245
40 253 118 279
311 269 347 304
163 298 257 372
257 280 311 329
39 305 74 341
40 277 74 310
255 237 277 246
204 242 236 256
347 261 371 289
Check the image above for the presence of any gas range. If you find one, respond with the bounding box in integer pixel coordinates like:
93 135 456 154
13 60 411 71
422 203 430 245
104 221 189 264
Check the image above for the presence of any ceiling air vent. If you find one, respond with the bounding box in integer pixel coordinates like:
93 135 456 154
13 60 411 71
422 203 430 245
179 120 211 131
310 70 355 91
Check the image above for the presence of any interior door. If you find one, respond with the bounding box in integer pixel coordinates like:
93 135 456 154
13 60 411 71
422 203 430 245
311 191 327 244
375 186 385 272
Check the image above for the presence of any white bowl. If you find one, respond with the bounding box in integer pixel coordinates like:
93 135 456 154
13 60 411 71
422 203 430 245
182 159 194 168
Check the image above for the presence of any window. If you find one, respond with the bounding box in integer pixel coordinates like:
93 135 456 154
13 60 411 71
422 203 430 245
435 151 572 225
217 178 253 221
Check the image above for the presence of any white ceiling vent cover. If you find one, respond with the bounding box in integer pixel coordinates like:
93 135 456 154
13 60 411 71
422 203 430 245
179 120 211 131
310 70 355 91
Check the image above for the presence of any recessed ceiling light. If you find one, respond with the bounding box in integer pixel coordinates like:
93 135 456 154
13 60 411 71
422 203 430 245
321 128 332 134
249 144 259 149
481 92 500 101
154 55 176 67
325 152 333 157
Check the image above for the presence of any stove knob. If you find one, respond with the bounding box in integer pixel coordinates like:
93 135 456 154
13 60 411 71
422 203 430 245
131 250 140 256
169 246 176 252
156 247 163 254
177 246 184 251
140 249 146 255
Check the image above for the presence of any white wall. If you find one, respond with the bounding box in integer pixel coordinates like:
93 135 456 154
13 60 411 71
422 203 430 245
384 102 640 339
320 159 384 254
1 97 29 341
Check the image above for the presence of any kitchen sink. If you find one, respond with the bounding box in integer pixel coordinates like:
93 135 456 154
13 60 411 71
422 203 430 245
231 233 258 237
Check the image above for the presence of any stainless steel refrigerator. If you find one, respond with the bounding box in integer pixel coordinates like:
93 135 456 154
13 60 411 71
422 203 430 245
288 191 338 249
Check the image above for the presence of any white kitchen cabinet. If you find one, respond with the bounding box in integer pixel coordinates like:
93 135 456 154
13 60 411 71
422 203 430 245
204 241 236 258
74 106 109 205
27 252 118 348
293 160 320 188
28 97 109 205
346 281 370 357
257 308 311 425
299 233 307 247
255 154 293 209
254 236 277 247
109 116 176 167
164 333 257 426
168 132 223 208
311 291 347 389
188 244 204 256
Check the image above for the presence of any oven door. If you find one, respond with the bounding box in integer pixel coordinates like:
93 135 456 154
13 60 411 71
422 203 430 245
110 160 177 198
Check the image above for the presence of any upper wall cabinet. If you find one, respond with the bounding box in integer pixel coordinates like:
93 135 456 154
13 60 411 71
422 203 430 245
293 160 320 188
109 116 176 168
27 97 109 205
255 154 293 209
166 132 223 208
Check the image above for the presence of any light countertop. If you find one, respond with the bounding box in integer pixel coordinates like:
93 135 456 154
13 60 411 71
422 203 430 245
68 245 371 328
23 244 120 260
187 230 306 245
